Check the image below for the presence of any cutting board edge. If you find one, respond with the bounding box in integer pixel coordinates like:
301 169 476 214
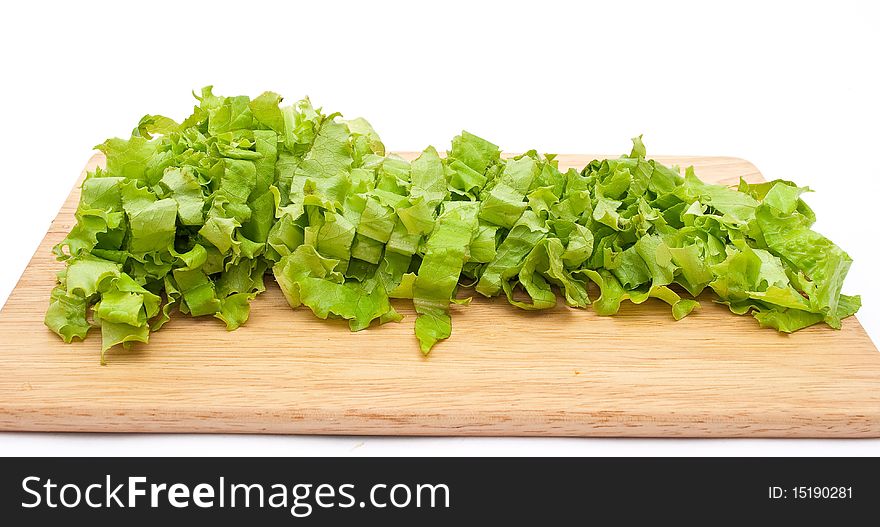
2 406 878 438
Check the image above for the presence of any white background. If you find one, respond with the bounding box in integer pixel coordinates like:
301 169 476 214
0 0 877 456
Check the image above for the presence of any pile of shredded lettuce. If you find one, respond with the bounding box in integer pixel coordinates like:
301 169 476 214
45 88 861 362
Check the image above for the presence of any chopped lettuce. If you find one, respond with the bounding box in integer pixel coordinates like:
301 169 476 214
46 88 861 361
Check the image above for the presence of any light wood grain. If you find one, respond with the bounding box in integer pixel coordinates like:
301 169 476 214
1 154 877 437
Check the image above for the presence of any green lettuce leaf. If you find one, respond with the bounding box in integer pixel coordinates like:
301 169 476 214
47 88 861 361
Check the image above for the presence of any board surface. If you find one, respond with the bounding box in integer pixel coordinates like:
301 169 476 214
1 154 878 438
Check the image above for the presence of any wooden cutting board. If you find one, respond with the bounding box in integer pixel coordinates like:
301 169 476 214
1 154 877 438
